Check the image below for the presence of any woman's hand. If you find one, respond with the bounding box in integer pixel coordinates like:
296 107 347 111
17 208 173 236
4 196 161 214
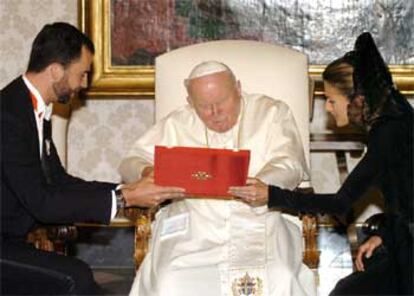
228 178 269 207
355 235 383 271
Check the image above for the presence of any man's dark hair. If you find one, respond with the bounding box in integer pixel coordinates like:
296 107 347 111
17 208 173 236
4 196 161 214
27 22 94 72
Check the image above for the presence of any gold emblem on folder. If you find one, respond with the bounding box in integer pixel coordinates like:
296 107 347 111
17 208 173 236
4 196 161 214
232 272 263 296
191 171 212 180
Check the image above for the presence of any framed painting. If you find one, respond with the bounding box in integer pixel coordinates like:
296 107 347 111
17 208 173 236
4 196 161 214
80 0 414 97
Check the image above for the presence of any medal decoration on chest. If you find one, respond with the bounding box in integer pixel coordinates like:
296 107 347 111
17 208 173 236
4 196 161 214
45 139 51 156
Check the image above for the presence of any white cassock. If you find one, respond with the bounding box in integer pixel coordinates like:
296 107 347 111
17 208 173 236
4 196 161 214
122 93 316 296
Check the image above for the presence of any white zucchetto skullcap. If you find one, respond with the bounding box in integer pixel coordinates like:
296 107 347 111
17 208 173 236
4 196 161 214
188 61 231 80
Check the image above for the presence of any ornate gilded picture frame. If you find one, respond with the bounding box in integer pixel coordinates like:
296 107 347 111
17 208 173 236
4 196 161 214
80 0 414 97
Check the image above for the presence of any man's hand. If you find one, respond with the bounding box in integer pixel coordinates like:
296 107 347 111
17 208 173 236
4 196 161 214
355 235 382 271
228 178 269 207
122 176 185 208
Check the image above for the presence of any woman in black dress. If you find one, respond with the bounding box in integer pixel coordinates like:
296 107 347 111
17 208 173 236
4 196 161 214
230 32 413 295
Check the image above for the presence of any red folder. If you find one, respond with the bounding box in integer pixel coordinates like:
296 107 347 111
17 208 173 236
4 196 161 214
154 146 250 199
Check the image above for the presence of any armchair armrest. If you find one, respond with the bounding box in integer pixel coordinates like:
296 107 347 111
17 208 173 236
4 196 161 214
127 195 320 270
123 207 159 269
301 214 319 269
26 225 78 255
295 187 320 269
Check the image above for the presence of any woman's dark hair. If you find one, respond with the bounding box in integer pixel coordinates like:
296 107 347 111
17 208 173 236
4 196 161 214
27 22 94 72
352 32 411 125
322 55 355 100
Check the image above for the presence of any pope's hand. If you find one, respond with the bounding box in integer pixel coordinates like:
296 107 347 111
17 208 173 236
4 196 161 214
228 178 269 207
122 176 185 208
141 166 154 178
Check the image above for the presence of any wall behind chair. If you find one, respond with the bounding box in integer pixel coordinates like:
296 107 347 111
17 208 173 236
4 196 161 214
0 0 338 189
0 0 155 184
0 0 77 84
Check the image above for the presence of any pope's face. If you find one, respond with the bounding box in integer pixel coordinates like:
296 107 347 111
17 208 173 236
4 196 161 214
324 81 350 127
187 71 241 133
53 46 93 104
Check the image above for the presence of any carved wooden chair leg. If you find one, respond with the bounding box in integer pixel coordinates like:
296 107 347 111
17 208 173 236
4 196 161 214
128 207 159 269
26 225 77 255
27 228 55 252
302 214 320 269
134 213 151 268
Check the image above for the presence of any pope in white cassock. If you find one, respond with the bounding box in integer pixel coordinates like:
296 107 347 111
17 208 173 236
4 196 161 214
120 61 316 296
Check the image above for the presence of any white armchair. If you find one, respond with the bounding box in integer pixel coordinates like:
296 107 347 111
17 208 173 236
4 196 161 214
155 40 311 171
132 40 318 271
155 40 317 267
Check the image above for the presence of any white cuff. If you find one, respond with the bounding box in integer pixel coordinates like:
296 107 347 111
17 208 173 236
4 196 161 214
110 184 123 220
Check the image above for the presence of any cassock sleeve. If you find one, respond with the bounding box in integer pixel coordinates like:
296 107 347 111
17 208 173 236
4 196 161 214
119 118 171 183
255 101 308 190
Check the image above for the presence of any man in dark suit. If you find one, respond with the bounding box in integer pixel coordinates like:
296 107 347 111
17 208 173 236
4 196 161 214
0 22 184 295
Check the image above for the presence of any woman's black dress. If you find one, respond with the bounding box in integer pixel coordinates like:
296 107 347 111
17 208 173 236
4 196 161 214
268 112 413 295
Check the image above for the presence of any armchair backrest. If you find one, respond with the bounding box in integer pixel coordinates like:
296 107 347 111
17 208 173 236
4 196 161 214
155 40 311 185
154 41 320 270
